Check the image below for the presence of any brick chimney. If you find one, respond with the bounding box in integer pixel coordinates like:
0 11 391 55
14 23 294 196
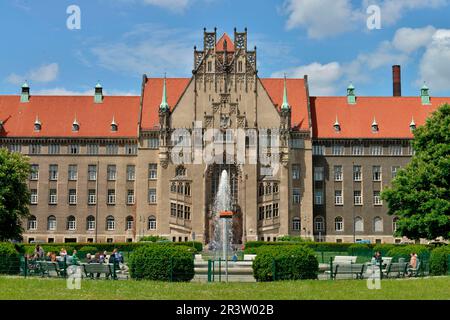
393 65 401 97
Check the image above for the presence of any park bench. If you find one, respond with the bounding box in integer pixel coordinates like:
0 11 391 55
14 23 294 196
82 263 116 279
324 256 358 278
330 263 365 279
383 262 408 278
407 259 422 277
38 261 64 277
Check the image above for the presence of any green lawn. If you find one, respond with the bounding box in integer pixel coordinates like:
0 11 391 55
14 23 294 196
0 276 449 300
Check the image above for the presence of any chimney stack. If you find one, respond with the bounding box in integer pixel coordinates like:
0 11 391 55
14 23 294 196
393 65 401 97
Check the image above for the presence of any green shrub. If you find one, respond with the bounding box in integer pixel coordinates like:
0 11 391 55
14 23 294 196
0 243 20 275
373 244 396 256
129 244 195 281
347 244 372 256
139 236 169 242
387 245 430 262
252 245 318 282
78 246 98 253
173 241 202 253
277 236 308 242
430 246 450 275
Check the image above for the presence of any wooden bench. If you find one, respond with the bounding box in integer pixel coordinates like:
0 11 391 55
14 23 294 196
331 263 366 279
38 261 63 277
82 263 115 279
333 256 357 264
383 262 408 278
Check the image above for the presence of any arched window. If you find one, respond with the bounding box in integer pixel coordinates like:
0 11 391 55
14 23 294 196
374 217 383 232
148 216 156 230
170 182 177 193
86 215 95 231
47 215 56 231
67 216 76 231
28 216 37 230
292 217 301 231
314 216 325 232
335 216 343 231
175 165 186 177
393 217 399 232
355 216 364 232
126 216 134 231
106 215 115 231
184 183 191 196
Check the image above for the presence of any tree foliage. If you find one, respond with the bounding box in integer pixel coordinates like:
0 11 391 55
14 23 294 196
382 104 450 240
0 148 31 241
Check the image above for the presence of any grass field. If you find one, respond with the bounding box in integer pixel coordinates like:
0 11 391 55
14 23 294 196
0 276 448 300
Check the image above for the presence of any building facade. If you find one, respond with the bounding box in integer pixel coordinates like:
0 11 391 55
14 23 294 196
0 29 448 244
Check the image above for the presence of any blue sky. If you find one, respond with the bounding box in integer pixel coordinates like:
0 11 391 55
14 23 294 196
0 0 449 96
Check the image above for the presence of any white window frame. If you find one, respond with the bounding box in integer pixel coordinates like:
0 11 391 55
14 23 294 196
314 167 324 181
88 190 97 205
127 190 135 205
30 189 38 204
87 216 95 231
68 190 77 205
106 216 115 231
335 217 344 232
47 216 57 231
334 165 343 181
314 190 323 205
352 145 364 155
148 164 157 180
335 190 343 205
353 165 362 181
107 190 116 205
292 218 301 231
293 188 300 204
314 216 325 232
332 145 344 155
373 191 382 205
49 189 57 204
148 189 157 203
354 190 362 205
372 166 382 181
312 145 325 155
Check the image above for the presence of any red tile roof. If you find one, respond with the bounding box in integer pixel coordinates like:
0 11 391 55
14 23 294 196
310 96 450 139
216 33 235 52
0 95 140 138
260 78 309 131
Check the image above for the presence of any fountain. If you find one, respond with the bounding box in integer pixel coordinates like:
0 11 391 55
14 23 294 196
211 170 234 260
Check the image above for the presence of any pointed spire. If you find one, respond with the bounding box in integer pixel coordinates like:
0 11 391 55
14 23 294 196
21 80 30 103
160 74 169 111
281 75 290 110
347 82 356 104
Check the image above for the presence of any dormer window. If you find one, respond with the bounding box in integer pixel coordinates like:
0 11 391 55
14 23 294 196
111 117 118 132
409 118 416 132
72 119 79 132
333 116 341 132
34 116 41 132
0 120 3 132
371 118 379 133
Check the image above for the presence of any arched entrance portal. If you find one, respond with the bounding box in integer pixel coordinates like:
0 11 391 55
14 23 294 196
205 164 243 247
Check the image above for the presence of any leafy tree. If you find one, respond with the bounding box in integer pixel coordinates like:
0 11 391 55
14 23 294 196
382 104 450 240
0 148 31 241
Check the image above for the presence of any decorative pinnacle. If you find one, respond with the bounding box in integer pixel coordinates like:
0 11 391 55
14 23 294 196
281 74 290 110
160 74 169 111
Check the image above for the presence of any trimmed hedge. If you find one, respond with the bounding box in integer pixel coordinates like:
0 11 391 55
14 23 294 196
386 245 430 262
430 246 450 275
252 246 318 281
347 244 372 256
0 243 20 275
128 244 195 281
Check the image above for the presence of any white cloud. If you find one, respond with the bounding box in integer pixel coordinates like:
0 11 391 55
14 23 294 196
418 29 450 92
284 0 362 39
6 63 59 85
90 25 194 77
283 0 449 39
392 26 436 53
273 62 343 95
141 0 190 12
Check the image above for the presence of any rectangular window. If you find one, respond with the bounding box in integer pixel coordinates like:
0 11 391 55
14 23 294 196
48 144 60 154
258 207 264 220
8 144 21 153
49 189 57 204
69 144 79 154
148 188 157 203
68 189 77 205
292 165 300 180
314 167 324 181
68 165 78 181
373 191 382 205
125 144 137 155
107 189 116 205
87 144 99 155
290 138 304 149
30 189 38 204
148 163 157 180
391 166 400 178
352 145 364 155
353 165 362 181
335 190 343 205
170 203 177 217
354 190 362 205
49 164 58 180
312 145 325 155
184 206 191 220
177 204 183 218
107 165 116 181
88 189 96 205
106 144 118 155
147 137 159 149
273 183 279 194
315 190 323 205
29 144 41 155
372 166 382 181
273 203 279 217
332 145 344 155
30 164 39 180
390 145 403 155
127 165 135 181
88 165 97 181
334 165 343 181
265 204 273 219
293 188 301 204
127 190 135 205
370 145 383 156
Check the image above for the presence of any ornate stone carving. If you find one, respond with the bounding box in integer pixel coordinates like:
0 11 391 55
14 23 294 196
237 116 246 128
204 115 213 128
